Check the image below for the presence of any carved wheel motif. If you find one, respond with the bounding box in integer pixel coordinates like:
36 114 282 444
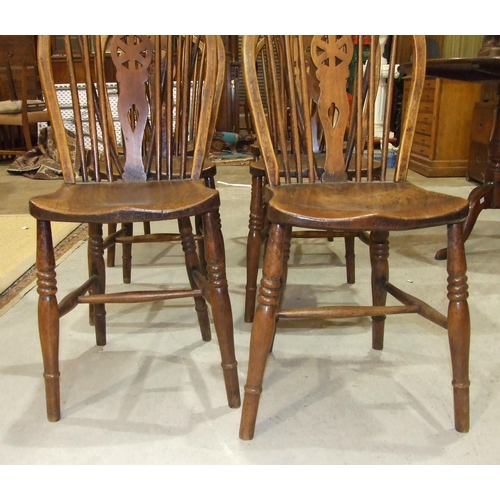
310 35 353 79
110 35 153 79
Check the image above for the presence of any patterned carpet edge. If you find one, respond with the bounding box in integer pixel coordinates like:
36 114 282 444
0 223 88 317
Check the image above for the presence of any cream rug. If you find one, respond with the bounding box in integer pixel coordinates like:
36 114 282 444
0 216 84 315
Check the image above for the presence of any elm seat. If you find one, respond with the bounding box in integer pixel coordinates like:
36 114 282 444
32 35 240 423
266 182 470 231
30 179 219 223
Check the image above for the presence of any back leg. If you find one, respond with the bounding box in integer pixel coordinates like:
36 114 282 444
178 216 211 341
370 230 389 350
202 209 240 408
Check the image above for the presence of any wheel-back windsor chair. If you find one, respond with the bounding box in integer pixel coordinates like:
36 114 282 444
30 35 240 422
239 34 471 440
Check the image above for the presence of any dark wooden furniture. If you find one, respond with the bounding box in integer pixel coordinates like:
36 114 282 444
30 35 240 422
239 35 471 440
467 83 499 183
50 36 116 85
468 99 497 183
216 36 240 133
0 35 49 155
403 76 481 177
401 56 500 260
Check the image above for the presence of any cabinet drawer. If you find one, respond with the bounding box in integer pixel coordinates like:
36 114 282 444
421 87 435 102
418 101 435 114
416 112 433 124
423 78 437 91
415 121 433 135
405 78 436 93
470 103 495 144
413 133 432 147
412 141 431 157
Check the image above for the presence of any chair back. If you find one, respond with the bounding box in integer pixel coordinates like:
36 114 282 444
37 35 223 184
242 35 426 186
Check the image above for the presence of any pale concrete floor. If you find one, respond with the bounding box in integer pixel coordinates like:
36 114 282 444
0 162 500 468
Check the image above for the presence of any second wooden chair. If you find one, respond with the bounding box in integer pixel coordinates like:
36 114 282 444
239 35 471 440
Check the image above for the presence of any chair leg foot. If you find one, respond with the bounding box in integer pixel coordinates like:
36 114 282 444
239 386 262 440
371 317 386 350
44 373 61 422
222 361 241 409
453 383 470 432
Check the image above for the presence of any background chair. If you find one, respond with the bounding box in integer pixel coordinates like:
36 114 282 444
239 35 471 440
30 35 240 422
243 35 378 323
104 35 221 283
0 36 49 156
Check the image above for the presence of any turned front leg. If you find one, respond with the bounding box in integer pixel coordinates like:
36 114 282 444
36 220 61 422
447 222 471 432
240 222 286 440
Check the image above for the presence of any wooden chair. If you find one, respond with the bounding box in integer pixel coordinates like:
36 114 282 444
0 56 49 156
243 36 372 323
30 35 240 422
104 35 220 284
239 35 471 440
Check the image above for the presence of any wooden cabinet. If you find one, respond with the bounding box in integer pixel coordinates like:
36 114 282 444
404 77 482 177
